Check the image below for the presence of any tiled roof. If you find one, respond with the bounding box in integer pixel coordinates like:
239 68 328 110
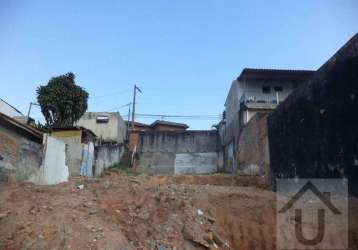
150 120 189 128
125 121 150 127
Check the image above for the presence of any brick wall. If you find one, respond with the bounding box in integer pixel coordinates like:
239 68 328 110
237 113 271 185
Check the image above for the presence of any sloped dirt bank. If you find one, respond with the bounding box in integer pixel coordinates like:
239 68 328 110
0 172 357 249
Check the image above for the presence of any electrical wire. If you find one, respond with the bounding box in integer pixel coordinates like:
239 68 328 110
91 88 132 99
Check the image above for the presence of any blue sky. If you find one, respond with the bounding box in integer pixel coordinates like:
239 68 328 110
1 0 357 129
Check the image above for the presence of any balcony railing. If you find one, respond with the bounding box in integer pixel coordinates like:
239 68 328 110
239 91 289 105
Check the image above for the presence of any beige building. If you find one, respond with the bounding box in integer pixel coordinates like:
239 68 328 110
77 112 127 143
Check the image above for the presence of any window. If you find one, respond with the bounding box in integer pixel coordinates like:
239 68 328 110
274 86 283 92
262 85 271 93
96 115 109 123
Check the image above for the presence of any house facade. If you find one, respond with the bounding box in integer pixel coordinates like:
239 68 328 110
127 120 189 151
50 127 96 177
222 68 314 173
77 112 127 143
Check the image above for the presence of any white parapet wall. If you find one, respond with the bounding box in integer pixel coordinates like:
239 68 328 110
29 134 69 185
174 152 218 175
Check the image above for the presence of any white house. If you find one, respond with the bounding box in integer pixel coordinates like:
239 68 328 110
221 68 315 173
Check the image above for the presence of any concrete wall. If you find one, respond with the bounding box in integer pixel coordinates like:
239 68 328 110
77 112 126 143
138 152 175 174
0 125 42 182
224 80 241 125
137 131 219 174
139 130 218 153
174 153 218 175
31 135 69 185
94 143 125 177
51 130 83 176
267 33 358 196
237 113 271 184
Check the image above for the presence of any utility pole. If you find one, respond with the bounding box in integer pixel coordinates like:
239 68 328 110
126 102 131 140
26 102 39 124
131 84 142 129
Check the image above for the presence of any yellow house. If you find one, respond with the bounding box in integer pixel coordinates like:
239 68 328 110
50 127 96 177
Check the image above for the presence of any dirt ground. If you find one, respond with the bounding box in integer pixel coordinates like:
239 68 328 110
0 171 357 250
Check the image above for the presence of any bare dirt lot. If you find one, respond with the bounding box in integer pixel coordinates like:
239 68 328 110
0 172 357 250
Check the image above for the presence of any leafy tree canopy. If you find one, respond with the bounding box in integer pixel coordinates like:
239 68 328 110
37 72 89 128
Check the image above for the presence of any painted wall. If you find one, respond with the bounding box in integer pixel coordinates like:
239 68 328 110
77 112 126 143
94 143 125 177
242 79 295 100
80 142 94 177
51 130 82 142
241 108 274 125
51 131 83 176
36 135 69 185
0 125 42 182
137 131 219 174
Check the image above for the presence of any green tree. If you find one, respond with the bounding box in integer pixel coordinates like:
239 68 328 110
37 72 89 127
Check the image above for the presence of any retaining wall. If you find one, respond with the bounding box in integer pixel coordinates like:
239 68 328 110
137 130 220 174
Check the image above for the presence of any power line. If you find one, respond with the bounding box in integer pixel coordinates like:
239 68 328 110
91 88 132 99
105 102 131 112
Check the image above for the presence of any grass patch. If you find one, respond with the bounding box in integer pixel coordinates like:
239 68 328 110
107 162 141 176
108 162 130 170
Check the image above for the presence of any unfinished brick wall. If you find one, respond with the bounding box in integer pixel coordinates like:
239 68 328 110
237 113 271 185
